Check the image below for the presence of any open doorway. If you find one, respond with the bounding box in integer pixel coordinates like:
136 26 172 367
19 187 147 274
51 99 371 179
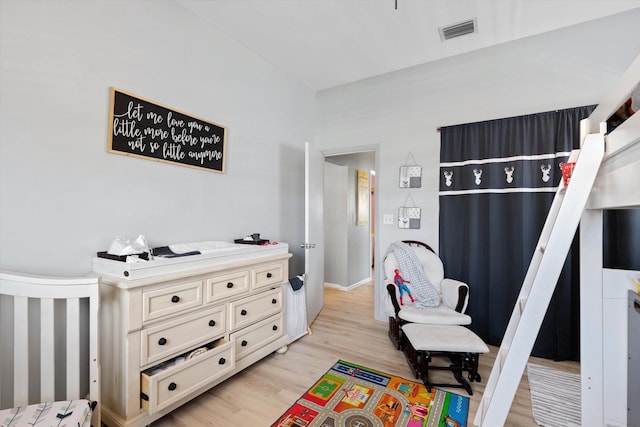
323 151 376 291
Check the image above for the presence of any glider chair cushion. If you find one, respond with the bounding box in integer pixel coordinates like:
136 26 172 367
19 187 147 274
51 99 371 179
383 241 471 349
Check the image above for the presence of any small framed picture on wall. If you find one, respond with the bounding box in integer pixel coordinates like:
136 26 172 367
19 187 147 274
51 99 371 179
357 169 369 226
398 194 420 229
399 153 421 188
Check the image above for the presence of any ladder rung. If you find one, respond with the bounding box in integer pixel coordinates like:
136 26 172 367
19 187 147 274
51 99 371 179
498 347 509 370
519 296 528 313
509 304 522 330
478 392 490 421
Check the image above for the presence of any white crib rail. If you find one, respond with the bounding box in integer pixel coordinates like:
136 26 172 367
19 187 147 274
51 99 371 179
0 271 100 419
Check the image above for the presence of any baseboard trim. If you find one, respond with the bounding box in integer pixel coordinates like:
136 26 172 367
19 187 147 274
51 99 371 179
324 278 371 291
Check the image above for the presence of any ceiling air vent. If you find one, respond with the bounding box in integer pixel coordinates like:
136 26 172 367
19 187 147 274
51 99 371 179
439 18 477 41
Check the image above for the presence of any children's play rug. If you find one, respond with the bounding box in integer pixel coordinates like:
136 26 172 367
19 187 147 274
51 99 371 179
272 360 469 427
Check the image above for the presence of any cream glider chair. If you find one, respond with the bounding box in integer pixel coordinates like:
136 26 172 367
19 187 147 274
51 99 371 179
384 240 471 349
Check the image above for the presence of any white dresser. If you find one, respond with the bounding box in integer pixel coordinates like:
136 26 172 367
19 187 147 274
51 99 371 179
93 243 291 427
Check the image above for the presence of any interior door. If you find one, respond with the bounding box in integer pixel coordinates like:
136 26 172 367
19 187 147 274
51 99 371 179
304 142 324 324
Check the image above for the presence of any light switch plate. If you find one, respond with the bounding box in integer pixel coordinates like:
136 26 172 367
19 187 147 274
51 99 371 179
383 214 394 225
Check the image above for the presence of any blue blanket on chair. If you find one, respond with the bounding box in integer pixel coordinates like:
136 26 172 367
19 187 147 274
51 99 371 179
385 241 440 308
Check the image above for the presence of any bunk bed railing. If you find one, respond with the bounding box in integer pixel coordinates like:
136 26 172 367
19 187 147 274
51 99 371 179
582 53 640 210
584 54 640 136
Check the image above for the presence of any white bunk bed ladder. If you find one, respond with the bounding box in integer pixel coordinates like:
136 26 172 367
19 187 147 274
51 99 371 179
473 133 605 427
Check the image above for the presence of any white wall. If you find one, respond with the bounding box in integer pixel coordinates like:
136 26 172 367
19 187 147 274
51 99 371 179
0 0 313 276
314 9 640 320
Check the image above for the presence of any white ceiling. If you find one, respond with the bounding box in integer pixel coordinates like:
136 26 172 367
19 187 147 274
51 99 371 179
176 0 640 91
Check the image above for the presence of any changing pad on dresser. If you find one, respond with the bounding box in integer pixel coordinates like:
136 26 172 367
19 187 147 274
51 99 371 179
93 241 289 281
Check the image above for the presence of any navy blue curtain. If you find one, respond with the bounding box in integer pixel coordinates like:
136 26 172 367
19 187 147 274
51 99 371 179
439 106 595 361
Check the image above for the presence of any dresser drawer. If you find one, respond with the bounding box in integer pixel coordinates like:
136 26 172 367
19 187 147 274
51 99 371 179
142 280 203 323
231 314 283 360
141 305 226 367
141 339 233 414
229 287 282 331
205 269 250 302
252 260 286 290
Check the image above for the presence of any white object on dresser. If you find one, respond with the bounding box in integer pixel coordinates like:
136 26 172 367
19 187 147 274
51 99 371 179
93 242 291 427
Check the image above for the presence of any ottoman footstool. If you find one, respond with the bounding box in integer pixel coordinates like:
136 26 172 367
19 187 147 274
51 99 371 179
401 323 489 395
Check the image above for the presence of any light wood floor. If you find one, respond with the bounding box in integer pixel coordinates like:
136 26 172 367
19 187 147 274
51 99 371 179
152 281 579 426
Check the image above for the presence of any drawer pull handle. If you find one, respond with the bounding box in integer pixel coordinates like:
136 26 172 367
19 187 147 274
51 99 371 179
241 340 248 347
272 298 277 304
219 358 226 365
272 325 278 331
266 272 273 278
158 338 167 346
227 282 234 288
209 320 216 327
168 382 177 391
171 295 180 303
241 309 247 316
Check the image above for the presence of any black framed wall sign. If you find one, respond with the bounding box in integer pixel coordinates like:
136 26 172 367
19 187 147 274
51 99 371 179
107 87 226 172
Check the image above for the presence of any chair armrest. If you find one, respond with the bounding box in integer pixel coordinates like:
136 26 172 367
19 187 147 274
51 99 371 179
441 278 469 313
